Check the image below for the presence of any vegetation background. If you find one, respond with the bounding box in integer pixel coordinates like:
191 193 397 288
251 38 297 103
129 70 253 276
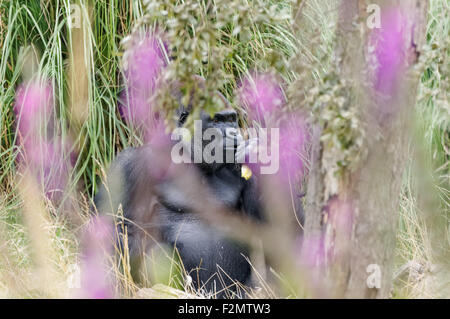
0 0 448 298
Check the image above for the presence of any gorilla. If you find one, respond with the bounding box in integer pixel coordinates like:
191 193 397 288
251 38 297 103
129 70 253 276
94 82 303 298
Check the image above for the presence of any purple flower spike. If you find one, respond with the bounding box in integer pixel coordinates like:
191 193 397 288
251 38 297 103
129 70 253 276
120 33 166 129
14 80 72 201
145 114 169 147
144 116 175 181
371 6 407 98
14 81 53 143
278 113 308 181
26 140 70 201
240 73 284 121
79 216 114 299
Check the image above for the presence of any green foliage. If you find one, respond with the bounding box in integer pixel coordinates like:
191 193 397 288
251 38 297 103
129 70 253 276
309 74 366 175
288 29 366 181
123 0 294 129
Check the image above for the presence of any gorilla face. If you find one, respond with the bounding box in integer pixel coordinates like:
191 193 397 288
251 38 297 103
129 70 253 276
171 80 243 170
187 108 242 170
173 103 242 169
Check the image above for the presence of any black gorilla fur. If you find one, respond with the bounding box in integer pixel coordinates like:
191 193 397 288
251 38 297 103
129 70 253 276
94 87 303 298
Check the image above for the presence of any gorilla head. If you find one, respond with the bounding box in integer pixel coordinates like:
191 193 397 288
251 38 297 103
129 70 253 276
171 78 243 172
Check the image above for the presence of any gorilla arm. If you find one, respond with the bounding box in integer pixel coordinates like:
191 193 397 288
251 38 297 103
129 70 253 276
93 147 163 280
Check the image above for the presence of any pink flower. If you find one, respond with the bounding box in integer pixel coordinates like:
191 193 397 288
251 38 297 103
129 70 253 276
25 140 71 201
278 113 308 181
14 80 72 202
144 116 174 182
298 198 353 269
144 114 170 147
14 81 53 143
371 6 407 98
240 73 284 121
79 216 114 299
120 33 166 129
